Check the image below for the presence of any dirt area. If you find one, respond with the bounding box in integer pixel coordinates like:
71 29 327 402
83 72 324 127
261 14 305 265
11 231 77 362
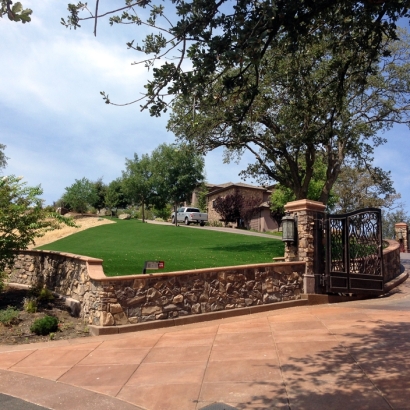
29 214 115 249
0 216 114 345
0 287 90 345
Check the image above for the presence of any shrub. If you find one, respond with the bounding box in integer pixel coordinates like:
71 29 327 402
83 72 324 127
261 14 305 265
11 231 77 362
0 306 20 325
23 297 37 313
0 271 6 293
38 287 54 302
30 316 59 335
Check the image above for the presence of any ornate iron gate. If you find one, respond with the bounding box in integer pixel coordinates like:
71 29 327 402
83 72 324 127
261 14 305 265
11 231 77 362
325 208 384 295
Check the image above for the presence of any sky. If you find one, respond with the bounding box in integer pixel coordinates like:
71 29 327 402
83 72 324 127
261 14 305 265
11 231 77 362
1 1 410 213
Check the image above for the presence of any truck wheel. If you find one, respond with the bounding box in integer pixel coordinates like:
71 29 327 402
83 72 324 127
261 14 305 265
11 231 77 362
171 216 175 224
185 217 190 225
200 221 205 226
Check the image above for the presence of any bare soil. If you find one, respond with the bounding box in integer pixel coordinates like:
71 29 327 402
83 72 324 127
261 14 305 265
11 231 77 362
29 214 115 249
1 215 115 345
0 287 90 345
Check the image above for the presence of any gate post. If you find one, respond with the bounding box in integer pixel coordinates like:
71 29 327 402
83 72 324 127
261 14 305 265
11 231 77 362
284 200 326 294
395 222 408 252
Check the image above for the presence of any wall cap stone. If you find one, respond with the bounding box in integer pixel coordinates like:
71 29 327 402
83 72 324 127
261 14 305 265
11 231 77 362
93 261 306 282
284 199 326 213
14 249 305 281
16 249 103 264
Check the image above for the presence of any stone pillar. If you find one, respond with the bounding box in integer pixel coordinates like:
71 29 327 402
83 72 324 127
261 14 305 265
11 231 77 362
284 200 326 294
395 222 408 252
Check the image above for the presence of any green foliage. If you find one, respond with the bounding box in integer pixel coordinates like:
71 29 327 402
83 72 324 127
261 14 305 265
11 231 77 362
65 3 410 207
23 297 37 313
122 154 153 222
152 204 172 221
0 271 6 292
63 177 98 213
37 219 284 275
0 306 19 325
150 143 205 213
1 1 32 23
90 178 107 212
38 287 54 302
64 1 410 122
196 183 208 213
169 27 410 205
105 178 128 214
0 176 75 291
30 316 59 336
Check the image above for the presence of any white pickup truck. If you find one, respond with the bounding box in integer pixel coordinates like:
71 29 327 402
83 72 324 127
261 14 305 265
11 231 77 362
171 207 208 226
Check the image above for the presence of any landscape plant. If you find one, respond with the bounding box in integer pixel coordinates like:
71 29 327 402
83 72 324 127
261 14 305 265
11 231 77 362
30 316 59 336
150 143 205 226
0 306 20 326
0 175 75 292
122 154 154 222
62 177 98 214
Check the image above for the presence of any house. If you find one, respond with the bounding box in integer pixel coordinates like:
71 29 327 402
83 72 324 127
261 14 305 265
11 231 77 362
192 182 279 232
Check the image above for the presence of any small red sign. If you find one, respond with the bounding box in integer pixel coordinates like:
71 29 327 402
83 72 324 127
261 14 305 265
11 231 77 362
158 261 165 269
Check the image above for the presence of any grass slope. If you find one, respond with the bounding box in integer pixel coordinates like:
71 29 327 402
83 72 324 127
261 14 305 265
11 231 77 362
36 219 285 276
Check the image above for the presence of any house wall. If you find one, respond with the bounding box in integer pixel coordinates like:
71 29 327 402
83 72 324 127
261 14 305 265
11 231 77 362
259 208 279 231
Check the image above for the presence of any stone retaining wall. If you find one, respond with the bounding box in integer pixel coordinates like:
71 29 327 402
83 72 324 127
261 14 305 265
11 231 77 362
7 240 402 327
383 239 401 283
8 250 305 326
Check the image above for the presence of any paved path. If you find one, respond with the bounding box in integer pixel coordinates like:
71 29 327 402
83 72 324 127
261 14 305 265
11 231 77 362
1 260 410 409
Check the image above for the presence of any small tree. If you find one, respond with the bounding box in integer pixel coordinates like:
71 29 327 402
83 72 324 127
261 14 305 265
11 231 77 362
150 143 205 226
90 178 107 213
240 196 262 229
122 154 153 223
62 177 98 214
105 178 128 216
0 176 74 291
213 193 243 227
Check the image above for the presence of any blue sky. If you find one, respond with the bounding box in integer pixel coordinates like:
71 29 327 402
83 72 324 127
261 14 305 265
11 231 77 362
1 1 410 213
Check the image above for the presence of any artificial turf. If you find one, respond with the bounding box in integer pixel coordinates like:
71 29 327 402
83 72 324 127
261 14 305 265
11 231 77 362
35 219 285 276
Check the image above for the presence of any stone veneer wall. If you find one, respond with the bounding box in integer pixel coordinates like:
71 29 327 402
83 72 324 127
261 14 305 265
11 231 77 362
383 239 401 283
8 250 305 327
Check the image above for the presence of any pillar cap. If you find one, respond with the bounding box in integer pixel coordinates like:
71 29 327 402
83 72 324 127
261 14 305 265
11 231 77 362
395 222 407 228
284 199 326 213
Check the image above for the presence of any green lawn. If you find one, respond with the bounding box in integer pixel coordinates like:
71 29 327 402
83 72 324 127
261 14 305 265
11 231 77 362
35 219 285 276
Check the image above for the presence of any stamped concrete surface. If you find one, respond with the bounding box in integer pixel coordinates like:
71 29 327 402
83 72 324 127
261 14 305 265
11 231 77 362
0 257 409 410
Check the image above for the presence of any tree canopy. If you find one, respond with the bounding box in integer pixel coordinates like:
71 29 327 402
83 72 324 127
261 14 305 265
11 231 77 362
63 2 410 205
1 1 32 23
170 27 410 204
150 143 205 224
122 153 154 222
332 166 400 213
63 1 410 117
62 177 98 213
